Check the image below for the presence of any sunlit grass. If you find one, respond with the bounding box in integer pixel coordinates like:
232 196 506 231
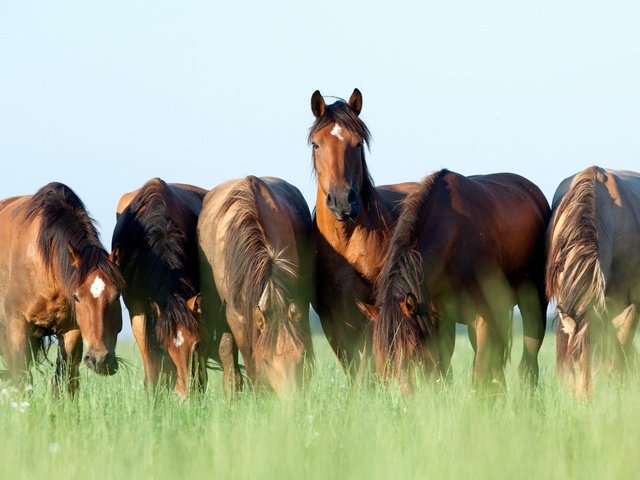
1 328 639 479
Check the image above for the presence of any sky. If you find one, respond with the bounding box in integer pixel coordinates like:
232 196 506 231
2 1 640 335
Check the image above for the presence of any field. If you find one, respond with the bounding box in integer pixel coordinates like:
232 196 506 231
1 326 639 480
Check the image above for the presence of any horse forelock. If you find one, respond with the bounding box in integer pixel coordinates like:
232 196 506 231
219 181 307 358
24 182 121 297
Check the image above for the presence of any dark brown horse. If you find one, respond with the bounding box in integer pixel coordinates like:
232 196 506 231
358 169 550 394
112 178 207 397
547 166 640 396
309 88 418 377
198 176 314 397
0 182 123 394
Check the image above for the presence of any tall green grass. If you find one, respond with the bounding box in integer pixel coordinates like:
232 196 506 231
1 332 639 479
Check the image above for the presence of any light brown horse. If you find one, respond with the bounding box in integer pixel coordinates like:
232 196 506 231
0 182 123 394
198 176 314 397
309 88 418 377
547 166 640 396
112 178 207 397
358 169 550 394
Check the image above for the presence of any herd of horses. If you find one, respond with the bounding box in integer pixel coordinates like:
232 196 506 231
0 89 638 399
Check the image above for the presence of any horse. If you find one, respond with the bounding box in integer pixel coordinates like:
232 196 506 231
112 178 207 397
547 166 640 397
0 182 123 394
198 176 314 397
357 169 550 394
309 88 418 378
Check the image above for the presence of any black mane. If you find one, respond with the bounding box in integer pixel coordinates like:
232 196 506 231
25 182 122 299
112 178 200 343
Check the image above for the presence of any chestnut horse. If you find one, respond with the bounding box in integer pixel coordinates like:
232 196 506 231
547 166 640 396
198 176 313 397
309 88 418 377
358 169 550 394
0 182 123 394
112 178 207 397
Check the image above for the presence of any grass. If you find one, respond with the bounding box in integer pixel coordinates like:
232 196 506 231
1 329 640 480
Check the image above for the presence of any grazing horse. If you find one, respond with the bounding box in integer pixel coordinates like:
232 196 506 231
112 178 207 397
547 166 640 396
0 182 123 394
358 169 550 394
309 88 418 377
198 176 313 397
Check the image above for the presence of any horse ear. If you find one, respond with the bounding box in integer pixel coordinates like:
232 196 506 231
150 301 161 319
401 293 418 317
109 245 121 266
356 300 379 322
187 294 202 314
348 88 363 116
68 245 81 269
288 301 301 321
253 306 266 332
558 312 576 338
311 90 325 118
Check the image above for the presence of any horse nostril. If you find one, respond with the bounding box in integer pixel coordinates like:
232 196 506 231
326 192 337 210
84 354 96 371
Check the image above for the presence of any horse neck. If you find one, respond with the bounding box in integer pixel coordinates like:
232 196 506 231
315 185 389 240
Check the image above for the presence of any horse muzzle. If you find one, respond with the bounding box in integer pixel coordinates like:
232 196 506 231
326 189 360 221
84 350 118 376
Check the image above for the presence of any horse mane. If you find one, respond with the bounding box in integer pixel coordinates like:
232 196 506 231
546 166 606 365
308 99 378 210
217 177 309 360
24 182 123 299
373 170 450 372
114 178 200 344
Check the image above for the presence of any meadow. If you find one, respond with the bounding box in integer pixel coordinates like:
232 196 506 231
1 324 639 480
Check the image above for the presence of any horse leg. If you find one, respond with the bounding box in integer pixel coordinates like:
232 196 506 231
517 283 547 387
4 315 35 388
471 313 508 393
219 331 242 398
612 304 638 361
53 329 83 396
437 317 456 383
131 313 163 391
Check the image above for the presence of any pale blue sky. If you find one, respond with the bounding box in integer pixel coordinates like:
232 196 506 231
2 2 640 338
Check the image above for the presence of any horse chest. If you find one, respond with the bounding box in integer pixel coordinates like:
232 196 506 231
25 294 74 332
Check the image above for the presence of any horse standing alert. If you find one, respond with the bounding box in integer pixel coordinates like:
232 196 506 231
309 88 418 378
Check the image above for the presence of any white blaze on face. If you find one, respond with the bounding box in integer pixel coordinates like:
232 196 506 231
330 123 345 141
90 275 106 299
173 330 185 347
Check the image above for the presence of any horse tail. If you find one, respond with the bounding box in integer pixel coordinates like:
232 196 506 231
546 167 606 367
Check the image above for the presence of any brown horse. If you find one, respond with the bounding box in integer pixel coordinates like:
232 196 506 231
358 169 550 394
547 166 640 396
112 178 207 397
309 88 418 377
198 176 314 397
0 182 123 394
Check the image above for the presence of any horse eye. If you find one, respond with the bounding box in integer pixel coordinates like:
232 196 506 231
73 294 80 303
312 142 319 150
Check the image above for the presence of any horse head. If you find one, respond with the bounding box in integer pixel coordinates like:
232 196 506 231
251 299 312 397
71 249 123 375
309 88 372 222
